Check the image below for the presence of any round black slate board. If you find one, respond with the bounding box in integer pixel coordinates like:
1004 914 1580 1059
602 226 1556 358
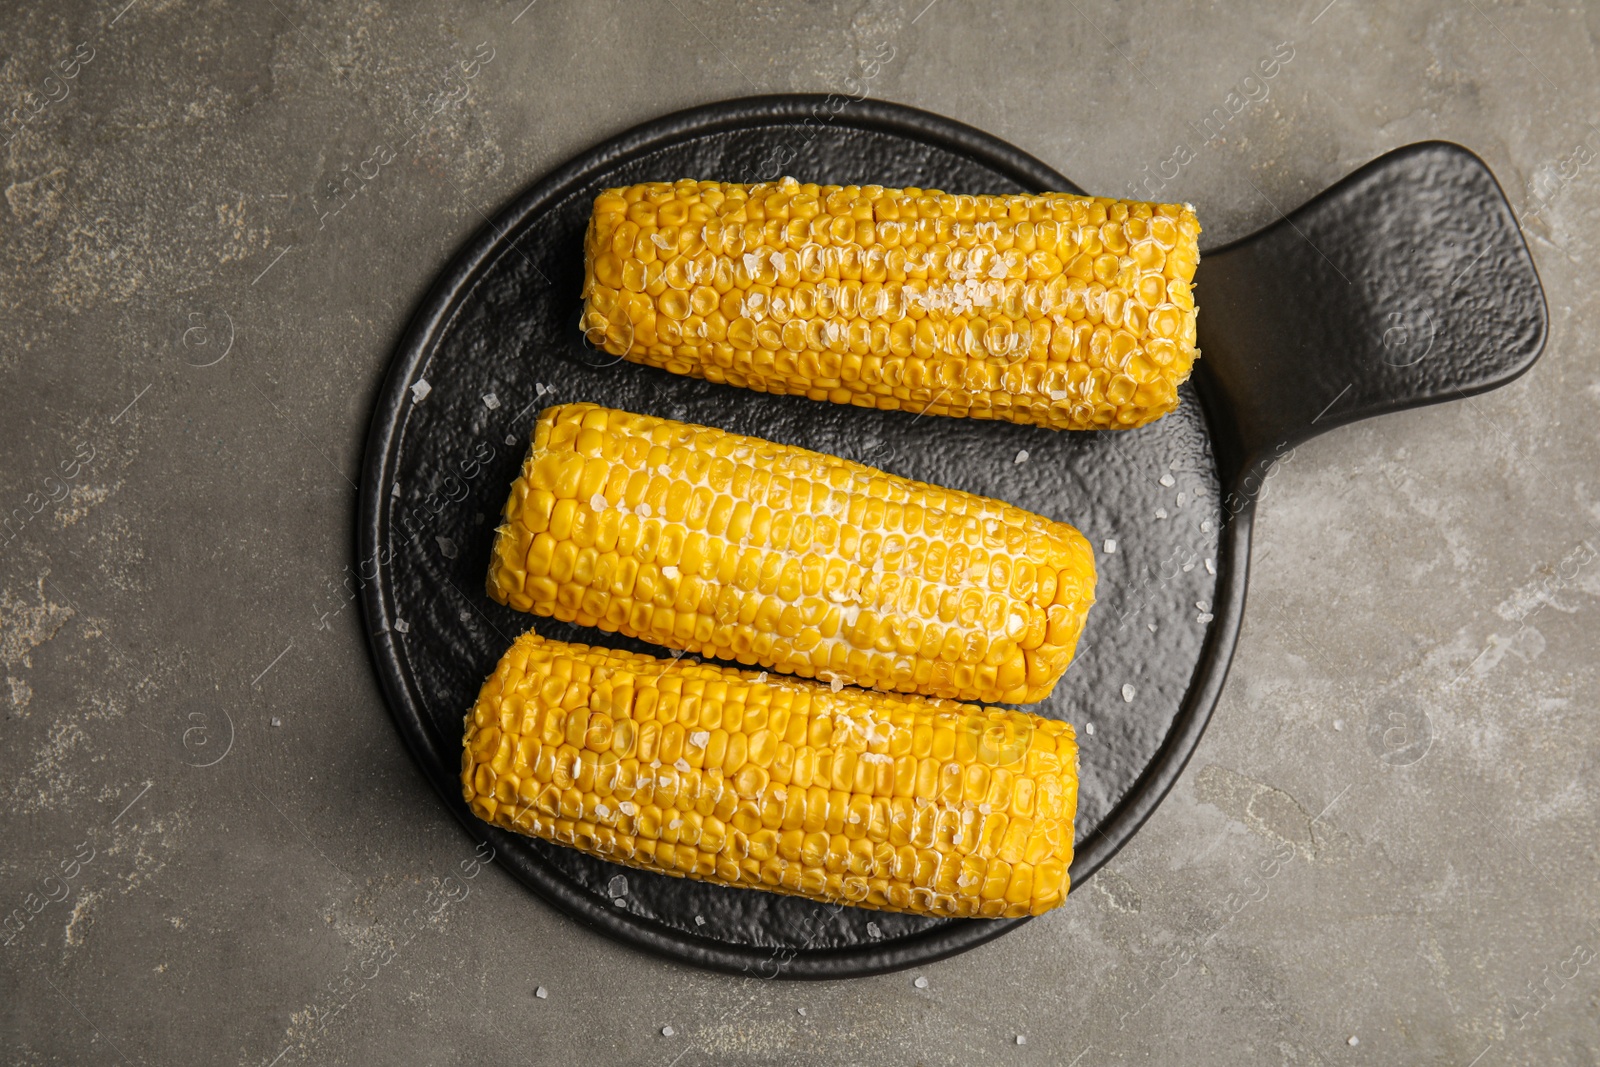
358 97 1545 978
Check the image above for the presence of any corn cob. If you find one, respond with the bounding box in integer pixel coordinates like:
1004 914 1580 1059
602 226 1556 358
488 404 1096 705
462 629 1078 918
579 177 1200 431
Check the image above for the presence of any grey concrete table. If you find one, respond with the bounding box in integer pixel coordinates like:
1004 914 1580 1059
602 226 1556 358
3 2 1597 1063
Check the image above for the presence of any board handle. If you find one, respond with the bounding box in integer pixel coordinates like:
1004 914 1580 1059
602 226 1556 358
1193 141 1546 486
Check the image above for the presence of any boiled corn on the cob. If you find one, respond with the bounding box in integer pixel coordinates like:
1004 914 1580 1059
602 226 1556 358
580 177 1200 431
487 404 1096 705
462 629 1079 918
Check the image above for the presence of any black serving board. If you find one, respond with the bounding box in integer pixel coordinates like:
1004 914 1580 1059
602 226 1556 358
359 97 1545 978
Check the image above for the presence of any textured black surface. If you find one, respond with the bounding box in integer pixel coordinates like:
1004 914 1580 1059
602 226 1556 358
358 98 1545 979
1197 141 1547 482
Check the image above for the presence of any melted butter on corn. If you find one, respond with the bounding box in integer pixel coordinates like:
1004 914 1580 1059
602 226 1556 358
488 404 1097 705
580 178 1200 431
462 630 1079 918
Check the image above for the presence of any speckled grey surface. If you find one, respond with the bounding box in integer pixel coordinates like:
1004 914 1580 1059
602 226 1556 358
2 2 1597 1064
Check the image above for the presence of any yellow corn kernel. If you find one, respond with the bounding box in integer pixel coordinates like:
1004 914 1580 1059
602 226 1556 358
489 404 1096 704
462 629 1078 918
582 179 1200 430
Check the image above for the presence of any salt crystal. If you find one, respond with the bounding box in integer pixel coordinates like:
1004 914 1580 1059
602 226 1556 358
1016 1035 1027 1045
1160 473 1175 487
535 382 546 395
694 915 705 926
1197 613 1214 624
867 921 883 938
913 976 929 989
391 481 401 499
1182 561 1194 572
1121 684 1135 703
1333 719 1344 731
1177 492 1188 506
505 434 517 446
271 717 282 727
394 618 411 634
658 465 672 476
1347 1036 1359 1047
1014 449 1029 465
637 503 652 518
675 758 691 772
1085 721 1095 736
1202 520 1213 533
690 731 710 747
1103 538 1117 554
614 897 626 907
608 874 628 898
535 986 548 999
1048 389 1070 400
1147 621 1157 632
662 1025 675 1037
797 1007 807 1016
1169 459 1180 470
830 676 844 693
590 493 607 511
1155 508 1168 519
1205 558 1215 574
482 392 500 410
1196 600 1210 612
662 565 680 579
410 378 432 403
459 609 472 624
436 535 458 559
755 672 767 683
